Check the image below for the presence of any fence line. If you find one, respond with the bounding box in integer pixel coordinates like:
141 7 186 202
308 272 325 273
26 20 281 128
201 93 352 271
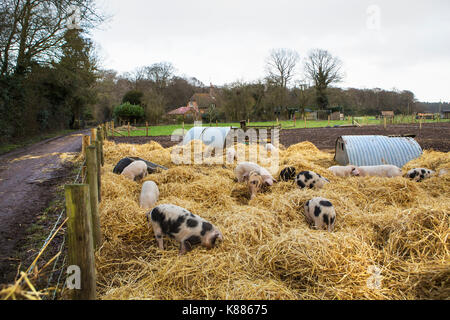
1 124 106 300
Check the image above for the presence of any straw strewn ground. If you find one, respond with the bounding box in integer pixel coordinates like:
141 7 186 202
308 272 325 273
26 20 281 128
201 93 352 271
97 140 449 300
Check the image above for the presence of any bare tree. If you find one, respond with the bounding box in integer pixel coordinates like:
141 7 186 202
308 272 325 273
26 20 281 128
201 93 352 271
0 0 106 76
144 62 175 91
304 49 344 109
265 48 299 89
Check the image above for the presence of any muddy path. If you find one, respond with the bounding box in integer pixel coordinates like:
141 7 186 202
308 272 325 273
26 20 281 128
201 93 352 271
109 123 450 152
0 131 86 284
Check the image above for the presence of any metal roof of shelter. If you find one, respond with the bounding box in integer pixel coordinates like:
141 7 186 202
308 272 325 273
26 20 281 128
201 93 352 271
335 135 423 168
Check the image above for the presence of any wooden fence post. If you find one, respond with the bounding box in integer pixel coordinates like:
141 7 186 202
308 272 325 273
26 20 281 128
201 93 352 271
111 121 115 137
82 135 91 159
128 122 130 137
95 141 102 203
65 184 97 300
305 117 307 129
86 146 102 249
97 127 104 167
102 124 107 139
91 128 97 142
328 115 331 127
384 117 387 129
146 122 149 137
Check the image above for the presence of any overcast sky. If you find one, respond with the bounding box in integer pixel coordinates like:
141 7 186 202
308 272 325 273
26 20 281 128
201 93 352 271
92 0 450 102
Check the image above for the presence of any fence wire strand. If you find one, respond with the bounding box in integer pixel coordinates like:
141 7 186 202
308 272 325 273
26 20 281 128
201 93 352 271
12 157 87 300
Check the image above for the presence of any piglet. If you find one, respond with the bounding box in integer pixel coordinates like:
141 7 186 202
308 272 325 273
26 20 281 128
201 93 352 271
328 165 361 177
140 181 160 210
304 197 336 232
358 165 402 178
296 171 329 189
121 160 148 181
235 162 276 186
280 167 297 181
113 157 135 174
406 168 435 182
147 204 223 255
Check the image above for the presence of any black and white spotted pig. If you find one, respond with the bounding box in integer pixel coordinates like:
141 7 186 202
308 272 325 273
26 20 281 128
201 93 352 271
295 171 329 189
304 197 336 232
147 204 223 255
406 168 435 182
280 167 296 182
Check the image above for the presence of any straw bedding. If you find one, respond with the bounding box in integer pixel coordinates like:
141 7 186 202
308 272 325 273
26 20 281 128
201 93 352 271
97 140 449 300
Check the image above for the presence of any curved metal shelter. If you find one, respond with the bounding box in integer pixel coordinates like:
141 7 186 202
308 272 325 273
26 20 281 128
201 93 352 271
335 135 423 168
183 127 233 150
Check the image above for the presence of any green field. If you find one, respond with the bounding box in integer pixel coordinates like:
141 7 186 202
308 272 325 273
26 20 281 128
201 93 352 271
111 116 450 137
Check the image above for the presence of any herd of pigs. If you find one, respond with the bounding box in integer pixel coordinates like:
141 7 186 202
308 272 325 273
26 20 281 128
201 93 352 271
113 151 448 256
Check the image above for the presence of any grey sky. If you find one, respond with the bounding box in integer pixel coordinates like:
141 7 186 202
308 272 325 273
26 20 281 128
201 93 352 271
92 0 450 102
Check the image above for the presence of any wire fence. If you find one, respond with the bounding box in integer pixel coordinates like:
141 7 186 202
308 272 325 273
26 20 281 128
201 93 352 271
0 158 87 300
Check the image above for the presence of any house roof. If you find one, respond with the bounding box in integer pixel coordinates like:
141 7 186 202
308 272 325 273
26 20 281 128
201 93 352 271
191 93 216 109
168 105 198 116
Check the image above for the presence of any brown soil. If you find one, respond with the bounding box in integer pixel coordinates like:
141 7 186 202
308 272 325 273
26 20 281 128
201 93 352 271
0 132 86 285
109 123 450 152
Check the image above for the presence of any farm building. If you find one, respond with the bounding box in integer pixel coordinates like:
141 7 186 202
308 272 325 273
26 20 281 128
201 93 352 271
442 110 450 119
304 108 318 120
335 135 423 168
417 113 435 120
381 111 395 124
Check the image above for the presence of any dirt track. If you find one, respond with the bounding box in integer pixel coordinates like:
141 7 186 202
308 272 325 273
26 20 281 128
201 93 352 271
110 123 450 152
0 132 85 284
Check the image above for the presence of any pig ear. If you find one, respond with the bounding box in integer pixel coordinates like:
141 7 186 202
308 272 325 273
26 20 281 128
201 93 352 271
262 176 275 186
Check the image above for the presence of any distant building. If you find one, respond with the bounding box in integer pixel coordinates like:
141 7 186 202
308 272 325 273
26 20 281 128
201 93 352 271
417 113 435 120
381 111 395 117
168 84 218 121
381 111 395 124
442 110 450 119
189 85 218 118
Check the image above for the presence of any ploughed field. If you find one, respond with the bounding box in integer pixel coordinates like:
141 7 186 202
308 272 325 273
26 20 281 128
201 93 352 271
96 139 449 300
109 123 450 152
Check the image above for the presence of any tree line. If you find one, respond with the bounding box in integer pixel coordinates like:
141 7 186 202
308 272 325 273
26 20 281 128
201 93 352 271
0 0 103 144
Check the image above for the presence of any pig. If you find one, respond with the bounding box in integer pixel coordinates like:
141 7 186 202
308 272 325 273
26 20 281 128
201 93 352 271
358 165 402 178
140 181 160 210
235 162 277 186
295 171 329 189
113 157 135 174
226 147 237 163
406 168 435 182
121 160 148 181
304 197 336 232
328 165 361 177
248 170 265 200
147 204 223 255
279 167 297 182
